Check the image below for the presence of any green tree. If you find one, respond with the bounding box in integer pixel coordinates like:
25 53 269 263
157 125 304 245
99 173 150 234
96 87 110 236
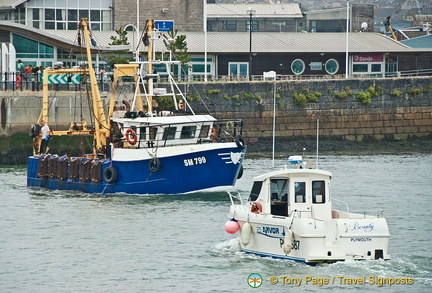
109 27 129 45
162 29 191 64
108 27 132 65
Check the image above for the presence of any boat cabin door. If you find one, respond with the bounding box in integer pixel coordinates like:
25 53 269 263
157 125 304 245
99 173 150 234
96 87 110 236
270 178 289 217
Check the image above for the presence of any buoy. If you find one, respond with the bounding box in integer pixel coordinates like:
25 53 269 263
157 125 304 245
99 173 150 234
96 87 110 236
224 219 240 234
240 222 252 246
251 201 262 214
282 230 294 254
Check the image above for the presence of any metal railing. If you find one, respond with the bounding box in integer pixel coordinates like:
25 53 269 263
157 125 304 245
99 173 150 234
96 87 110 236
1 69 431 91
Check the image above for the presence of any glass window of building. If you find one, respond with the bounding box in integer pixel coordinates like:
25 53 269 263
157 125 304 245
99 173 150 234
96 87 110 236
325 59 339 75
291 59 305 75
371 64 382 72
353 64 368 72
20 0 112 31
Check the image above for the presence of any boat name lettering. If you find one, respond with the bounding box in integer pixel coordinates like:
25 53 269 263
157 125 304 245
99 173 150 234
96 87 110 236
257 226 283 236
292 240 300 250
184 156 207 167
350 222 374 232
350 237 372 242
279 238 300 250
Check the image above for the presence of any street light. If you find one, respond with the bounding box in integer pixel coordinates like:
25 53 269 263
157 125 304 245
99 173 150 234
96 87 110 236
246 7 256 81
345 0 350 79
124 24 138 61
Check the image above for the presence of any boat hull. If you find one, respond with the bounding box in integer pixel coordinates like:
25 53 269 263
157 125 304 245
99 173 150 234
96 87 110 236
230 209 390 264
27 143 246 195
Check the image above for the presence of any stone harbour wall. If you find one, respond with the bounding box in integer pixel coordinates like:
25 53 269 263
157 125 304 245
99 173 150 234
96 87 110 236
0 76 431 158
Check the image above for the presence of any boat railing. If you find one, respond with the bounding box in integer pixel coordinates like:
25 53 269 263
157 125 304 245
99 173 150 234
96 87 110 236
228 191 244 206
332 209 385 219
121 118 243 149
332 197 350 212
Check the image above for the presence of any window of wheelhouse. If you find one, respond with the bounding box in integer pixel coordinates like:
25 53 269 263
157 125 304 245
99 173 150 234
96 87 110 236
248 181 263 201
270 179 289 216
294 182 306 203
150 127 158 140
312 180 326 204
163 127 177 140
180 126 196 139
139 127 146 140
270 179 288 202
199 125 210 138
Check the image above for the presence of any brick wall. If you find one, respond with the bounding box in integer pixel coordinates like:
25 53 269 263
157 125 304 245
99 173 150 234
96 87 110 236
0 77 431 144
112 0 203 32
186 77 432 143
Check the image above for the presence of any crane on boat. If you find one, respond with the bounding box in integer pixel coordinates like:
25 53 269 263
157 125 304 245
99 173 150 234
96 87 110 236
383 16 398 41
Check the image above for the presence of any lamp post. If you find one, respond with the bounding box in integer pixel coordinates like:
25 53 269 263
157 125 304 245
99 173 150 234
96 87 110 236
247 7 256 81
124 24 138 61
345 0 349 79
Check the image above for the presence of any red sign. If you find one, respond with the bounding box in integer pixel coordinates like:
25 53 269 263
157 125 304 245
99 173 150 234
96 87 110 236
352 54 384 62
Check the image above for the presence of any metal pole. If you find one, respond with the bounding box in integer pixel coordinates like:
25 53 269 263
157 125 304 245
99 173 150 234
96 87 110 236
204 0 208 82
272 81 276 168
136 0 140 62
345 0 349 79
249 11 252 81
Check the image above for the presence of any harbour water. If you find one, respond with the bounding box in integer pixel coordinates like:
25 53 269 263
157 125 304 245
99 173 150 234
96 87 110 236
0 155 431 292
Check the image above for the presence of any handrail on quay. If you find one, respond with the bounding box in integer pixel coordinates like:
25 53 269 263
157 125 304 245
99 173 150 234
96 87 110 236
1 69 431 91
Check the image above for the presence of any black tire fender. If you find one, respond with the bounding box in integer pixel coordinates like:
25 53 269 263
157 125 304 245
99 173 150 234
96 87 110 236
235 136 245 149
149 158 161 173
103 166 118 183
30 124 41 138
237 164 244 179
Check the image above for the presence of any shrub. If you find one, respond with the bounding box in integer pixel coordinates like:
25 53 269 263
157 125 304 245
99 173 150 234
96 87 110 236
390 90 402 97
406 88 423 95
293 92 307 106
334 91 349 99
306 92 321 102
206 89 220 95
356 91 372 105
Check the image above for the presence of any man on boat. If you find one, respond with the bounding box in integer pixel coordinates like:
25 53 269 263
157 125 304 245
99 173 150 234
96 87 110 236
40 120 51 154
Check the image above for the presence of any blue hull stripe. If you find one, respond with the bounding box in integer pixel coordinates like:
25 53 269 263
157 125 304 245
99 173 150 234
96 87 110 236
27 147 246 194
242 248 306 263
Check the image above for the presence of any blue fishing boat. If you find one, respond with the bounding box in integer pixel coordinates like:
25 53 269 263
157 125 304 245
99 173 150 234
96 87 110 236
27 18 246 194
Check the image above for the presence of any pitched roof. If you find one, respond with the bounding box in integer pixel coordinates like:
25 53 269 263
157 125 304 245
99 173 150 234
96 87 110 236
0 21 130 52
183 32 419 54
400 34 432 48
0 20 426 55
207 3 303 19
0 0 28 10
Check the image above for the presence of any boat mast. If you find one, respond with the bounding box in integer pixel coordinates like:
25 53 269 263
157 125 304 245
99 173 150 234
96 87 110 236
79 18 109 156
146 19 154 114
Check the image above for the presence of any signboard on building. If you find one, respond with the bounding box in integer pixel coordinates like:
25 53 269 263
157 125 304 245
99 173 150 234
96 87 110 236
155 20 174 32
309 62 322 70
352 54 384 62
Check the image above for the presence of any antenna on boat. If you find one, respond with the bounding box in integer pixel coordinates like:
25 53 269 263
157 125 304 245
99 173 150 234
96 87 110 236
272 81 276 168
316 119 319 169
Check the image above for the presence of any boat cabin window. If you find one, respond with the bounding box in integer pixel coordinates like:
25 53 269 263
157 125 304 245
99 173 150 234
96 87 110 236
294 182 306 203
248 181 262 201
139 127 146 140
270 179 288 201
312 180 326 204
163 127 177 140
199 125 210 138
150 127 158 140
180 126 197 139
270 179 288 216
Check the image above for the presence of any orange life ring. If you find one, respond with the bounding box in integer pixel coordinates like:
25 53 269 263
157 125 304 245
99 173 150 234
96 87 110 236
125 129 137 145
210 127 217 140
16 75 22 88
251 201 263 214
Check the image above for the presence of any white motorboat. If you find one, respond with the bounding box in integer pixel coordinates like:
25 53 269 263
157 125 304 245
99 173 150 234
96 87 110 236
225 156 390 264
